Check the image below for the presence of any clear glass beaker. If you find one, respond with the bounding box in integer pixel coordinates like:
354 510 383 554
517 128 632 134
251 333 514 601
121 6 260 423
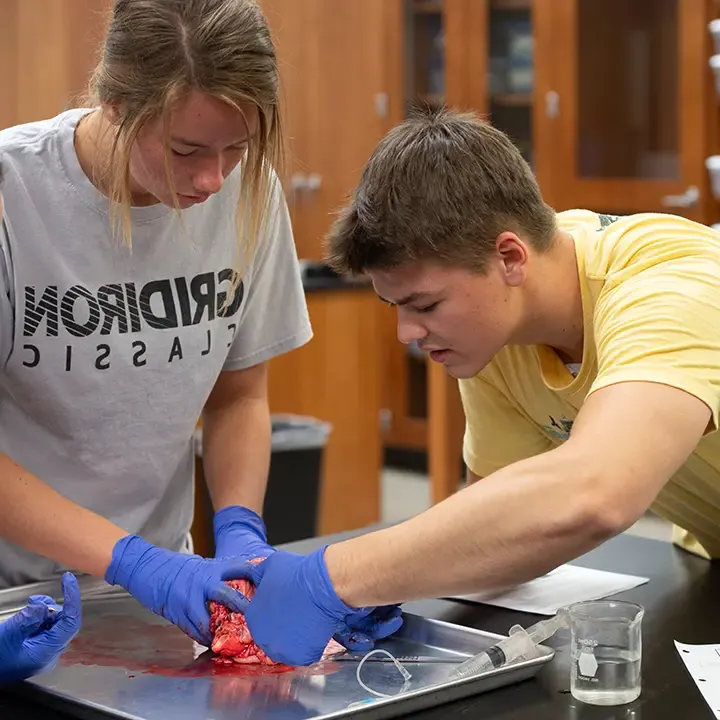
568 600 644 706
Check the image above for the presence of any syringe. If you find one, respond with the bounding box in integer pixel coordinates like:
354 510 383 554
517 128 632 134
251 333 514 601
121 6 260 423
448 608 569 681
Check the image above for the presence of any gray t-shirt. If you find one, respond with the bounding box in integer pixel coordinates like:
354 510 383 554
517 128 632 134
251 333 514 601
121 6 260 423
0 109 312 588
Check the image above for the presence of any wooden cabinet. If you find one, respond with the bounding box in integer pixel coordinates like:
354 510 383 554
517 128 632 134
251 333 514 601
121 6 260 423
535 0 718 222
0 0 111 130
266 288 384 535
260 1 397 533
261 0 400 261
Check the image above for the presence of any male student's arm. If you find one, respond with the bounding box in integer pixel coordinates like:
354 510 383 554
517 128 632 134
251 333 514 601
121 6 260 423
234 250 720 667
325 255 720 605
326 381 708 604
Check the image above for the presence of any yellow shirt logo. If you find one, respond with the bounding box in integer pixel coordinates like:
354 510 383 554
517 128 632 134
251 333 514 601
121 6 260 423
544 415 574 440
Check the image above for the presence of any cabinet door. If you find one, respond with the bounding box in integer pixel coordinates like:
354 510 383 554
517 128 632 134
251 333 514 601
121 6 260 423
1 0 111 129
259 1 314 253
537 0 712 220
265 0 394 260
303 0 393 260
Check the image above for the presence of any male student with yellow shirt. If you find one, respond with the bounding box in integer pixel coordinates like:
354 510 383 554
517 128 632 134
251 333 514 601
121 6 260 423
225 104 720 667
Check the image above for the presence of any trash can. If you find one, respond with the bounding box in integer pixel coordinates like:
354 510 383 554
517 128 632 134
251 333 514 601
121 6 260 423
263 414 331 544
193 414 331 551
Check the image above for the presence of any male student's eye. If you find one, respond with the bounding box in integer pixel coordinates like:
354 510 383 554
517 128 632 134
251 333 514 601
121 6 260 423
416 302 439 314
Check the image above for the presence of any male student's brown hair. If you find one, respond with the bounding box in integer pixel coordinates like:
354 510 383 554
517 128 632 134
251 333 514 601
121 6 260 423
325 103 556 275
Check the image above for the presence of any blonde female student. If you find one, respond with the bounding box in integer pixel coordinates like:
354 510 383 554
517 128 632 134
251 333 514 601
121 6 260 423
0 0 396 652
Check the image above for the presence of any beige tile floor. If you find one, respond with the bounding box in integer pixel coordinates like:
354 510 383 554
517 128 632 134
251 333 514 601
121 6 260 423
381 467 674 542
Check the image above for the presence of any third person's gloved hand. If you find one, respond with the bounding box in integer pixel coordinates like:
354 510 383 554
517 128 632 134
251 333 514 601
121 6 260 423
0 571 82 684
333 605 404 651
212 505 275 562
234 547 376 666
105 535 249 647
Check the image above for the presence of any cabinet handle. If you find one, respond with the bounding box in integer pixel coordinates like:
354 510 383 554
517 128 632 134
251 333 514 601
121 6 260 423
289 172 322 204
545 91 559 119
374 92 389 119
290 173 322 193
307 173 322 192
290 172 308 192
661 186 700 209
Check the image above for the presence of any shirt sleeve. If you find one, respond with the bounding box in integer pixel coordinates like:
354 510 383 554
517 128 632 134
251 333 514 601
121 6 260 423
590 254 720 432
222 180 312 371
0 217 15 368
459 372 555 478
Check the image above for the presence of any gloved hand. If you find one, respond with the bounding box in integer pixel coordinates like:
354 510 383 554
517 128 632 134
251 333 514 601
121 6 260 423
334 605 404 651
214 508 403 652
0 572 81 684
213 505 275 562
105 534 249 647
234 547 376 666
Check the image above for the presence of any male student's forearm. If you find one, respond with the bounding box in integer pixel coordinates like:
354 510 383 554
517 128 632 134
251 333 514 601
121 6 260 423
324 445 624 607
0 454 127 577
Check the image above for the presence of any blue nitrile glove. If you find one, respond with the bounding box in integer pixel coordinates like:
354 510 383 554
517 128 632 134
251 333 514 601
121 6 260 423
0 572 81 684
334 605 404 651
214 507 401 651
105 535 249 647
212 505 275 562
234 547 375 666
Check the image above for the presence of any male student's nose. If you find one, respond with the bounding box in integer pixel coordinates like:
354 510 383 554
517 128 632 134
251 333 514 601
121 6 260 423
397 308 428 346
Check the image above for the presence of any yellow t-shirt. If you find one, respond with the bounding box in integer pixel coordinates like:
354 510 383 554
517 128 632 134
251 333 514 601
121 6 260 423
460 210 720 559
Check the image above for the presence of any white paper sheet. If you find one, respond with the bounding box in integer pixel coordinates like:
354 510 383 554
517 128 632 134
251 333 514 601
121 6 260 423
446 564 649 615
675 641 720 719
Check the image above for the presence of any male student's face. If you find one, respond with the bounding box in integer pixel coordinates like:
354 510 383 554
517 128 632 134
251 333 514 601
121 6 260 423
369 260 522 379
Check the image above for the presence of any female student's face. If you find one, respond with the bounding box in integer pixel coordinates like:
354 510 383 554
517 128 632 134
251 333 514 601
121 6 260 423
128 90 259 208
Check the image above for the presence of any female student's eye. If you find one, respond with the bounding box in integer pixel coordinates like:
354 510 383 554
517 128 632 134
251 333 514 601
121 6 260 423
172 148 195 157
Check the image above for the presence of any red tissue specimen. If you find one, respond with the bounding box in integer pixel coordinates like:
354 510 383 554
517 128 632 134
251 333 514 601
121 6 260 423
209 578 278 666
209 570 345 667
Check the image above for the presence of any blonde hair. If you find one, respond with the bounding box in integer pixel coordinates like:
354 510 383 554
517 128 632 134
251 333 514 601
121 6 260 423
88 0 283 279
325 103 555 275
